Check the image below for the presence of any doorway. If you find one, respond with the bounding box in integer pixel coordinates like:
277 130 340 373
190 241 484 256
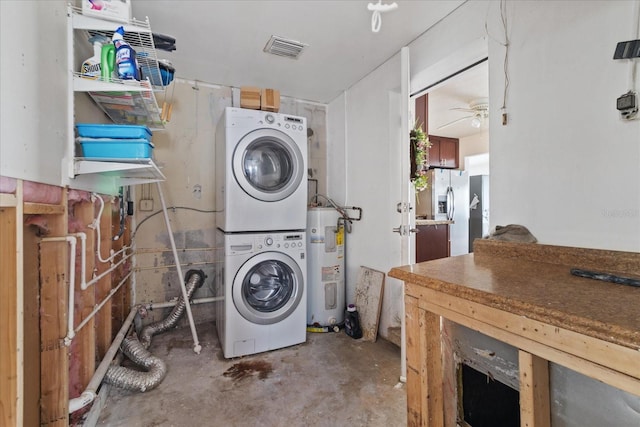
411 59 490 255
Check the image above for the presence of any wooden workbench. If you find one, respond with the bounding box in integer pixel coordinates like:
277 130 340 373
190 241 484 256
389 239 640 427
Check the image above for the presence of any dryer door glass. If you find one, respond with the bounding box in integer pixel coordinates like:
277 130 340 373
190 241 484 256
233 252 304 325
243 260 293 312
233 129 304 202
243 139 292 192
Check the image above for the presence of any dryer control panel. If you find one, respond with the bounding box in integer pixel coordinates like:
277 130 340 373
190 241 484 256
226 107 307 135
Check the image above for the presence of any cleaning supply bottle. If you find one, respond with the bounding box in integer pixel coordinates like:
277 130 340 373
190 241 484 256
344 304 363 339
112 26 139 80
101 43 115 82
80 35 109 79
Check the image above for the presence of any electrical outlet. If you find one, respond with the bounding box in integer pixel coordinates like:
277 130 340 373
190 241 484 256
140 199 154 211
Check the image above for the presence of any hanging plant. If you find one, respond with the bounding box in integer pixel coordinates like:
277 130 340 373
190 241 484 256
410 120 431 192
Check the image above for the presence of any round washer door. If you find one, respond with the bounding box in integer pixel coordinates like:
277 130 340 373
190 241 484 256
232 128 304 202
233 252 304 325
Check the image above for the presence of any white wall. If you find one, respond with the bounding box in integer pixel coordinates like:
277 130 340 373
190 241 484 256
328 53 406 340
489 0 640 251
406 0 640 424
0 1 68 185
459 130 490 169
327 93 347 205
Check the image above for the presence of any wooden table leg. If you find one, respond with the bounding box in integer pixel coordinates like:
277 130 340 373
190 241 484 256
406 294 445 426
519 350 550 427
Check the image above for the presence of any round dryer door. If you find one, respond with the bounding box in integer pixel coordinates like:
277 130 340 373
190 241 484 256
233 128 304 202
233 252 304 325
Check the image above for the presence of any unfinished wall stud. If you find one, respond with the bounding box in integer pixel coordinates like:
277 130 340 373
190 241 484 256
519 350 550 427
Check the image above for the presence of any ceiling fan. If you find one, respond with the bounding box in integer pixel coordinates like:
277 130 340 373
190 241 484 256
437 98 489 130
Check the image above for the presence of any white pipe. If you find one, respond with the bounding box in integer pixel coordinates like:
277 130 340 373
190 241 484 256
41 236 77 347
156 182 201 354
89 194 130 264
70 232 87 290
89 194 111 264
75 270 133 334
143 296 221 310
82 250 133 290
69 305 138 414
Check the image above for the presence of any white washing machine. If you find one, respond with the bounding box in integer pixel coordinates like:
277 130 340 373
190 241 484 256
215 107 308 232
215 230 307 358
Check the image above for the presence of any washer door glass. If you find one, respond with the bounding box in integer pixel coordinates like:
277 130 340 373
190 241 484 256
233 128 304 202
233 252 304 325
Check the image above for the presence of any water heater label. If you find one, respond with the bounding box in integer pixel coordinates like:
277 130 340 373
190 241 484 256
336 226 344 246
322 265 341 281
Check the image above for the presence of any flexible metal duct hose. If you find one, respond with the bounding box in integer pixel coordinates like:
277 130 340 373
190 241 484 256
139 269 205 349
104 336 167 392
104 269 206 392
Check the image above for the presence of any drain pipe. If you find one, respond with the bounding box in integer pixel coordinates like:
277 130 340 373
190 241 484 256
74 270 134 335
70 232 87 290
143 296 221 310
41 236 77 346
69 305 139 413
90 194 131 264
82 250 133 290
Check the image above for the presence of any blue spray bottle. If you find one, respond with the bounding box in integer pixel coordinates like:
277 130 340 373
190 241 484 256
112 26 139 80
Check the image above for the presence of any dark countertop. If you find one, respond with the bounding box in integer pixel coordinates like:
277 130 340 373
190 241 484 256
389 240 640 351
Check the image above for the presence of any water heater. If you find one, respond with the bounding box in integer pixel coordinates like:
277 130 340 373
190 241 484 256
306 207 345 326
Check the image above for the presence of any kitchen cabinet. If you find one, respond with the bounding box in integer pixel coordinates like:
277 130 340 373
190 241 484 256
415 94 428 133
416 224 450 262
66 6 166 191
428 135 459 169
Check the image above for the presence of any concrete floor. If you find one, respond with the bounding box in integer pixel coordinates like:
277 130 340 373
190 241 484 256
95 321 407 426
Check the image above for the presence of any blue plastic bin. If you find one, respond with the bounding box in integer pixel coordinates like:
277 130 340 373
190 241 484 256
79 138 154 159
76 124 152 141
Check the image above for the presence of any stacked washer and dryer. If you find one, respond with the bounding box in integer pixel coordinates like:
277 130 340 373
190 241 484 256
215 107 308 359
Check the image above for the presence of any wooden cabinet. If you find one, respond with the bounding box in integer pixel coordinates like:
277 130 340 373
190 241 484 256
416 224 450 262
415 94 428 133
428 135 459 169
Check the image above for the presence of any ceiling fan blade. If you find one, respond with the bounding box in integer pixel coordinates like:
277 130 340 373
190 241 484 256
437 115 473 130
450 107 475 113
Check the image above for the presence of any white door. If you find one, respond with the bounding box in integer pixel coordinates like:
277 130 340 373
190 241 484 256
342 47 412 380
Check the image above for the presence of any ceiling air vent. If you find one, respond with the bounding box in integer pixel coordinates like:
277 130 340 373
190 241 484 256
264 35 307 59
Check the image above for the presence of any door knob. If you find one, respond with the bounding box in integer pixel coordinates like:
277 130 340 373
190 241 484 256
393 225 419 235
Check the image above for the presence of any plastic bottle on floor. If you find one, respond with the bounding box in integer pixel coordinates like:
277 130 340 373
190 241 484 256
344 304 363 339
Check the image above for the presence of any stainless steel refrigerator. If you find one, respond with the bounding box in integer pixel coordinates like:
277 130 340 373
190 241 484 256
424 168 470 256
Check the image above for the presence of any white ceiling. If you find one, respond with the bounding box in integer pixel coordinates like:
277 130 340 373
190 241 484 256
132 0 465 104
425 60 489 139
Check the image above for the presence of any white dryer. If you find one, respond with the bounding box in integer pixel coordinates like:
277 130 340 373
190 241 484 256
215 230 307 358
215 107 308 232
